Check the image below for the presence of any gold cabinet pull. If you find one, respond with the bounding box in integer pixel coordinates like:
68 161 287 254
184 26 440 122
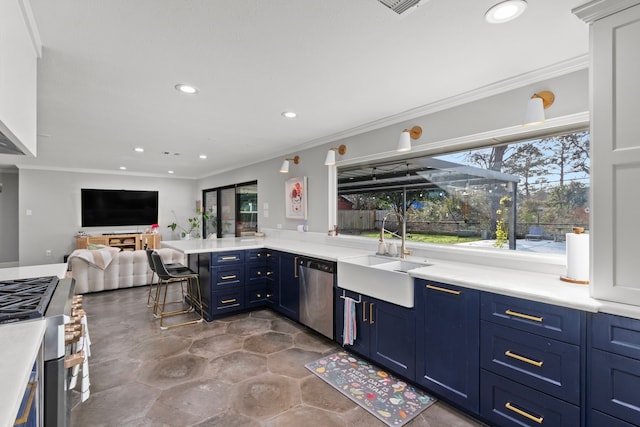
505 350 544 367
257 253 262 257
257 271 262 276
426 284 461 295
256 294 262 298
221 275 237 280
221 298 237 304
266 293 272 298
266 253 272 257
505 309 543 323
363 301 368 322
505 402 544 424
220 256 237 261
294 257 299 278
266 271 273 276
369 303 374 325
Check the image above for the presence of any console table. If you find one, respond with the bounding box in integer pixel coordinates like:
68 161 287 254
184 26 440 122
75 233 161 250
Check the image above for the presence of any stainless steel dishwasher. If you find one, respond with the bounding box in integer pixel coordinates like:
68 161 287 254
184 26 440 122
297 257 335 339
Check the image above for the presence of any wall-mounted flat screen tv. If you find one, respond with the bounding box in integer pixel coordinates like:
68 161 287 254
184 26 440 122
81 189 159 227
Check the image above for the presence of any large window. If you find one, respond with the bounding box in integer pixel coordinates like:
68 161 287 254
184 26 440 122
337 130 589 254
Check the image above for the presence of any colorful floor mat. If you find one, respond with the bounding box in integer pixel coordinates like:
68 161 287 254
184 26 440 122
305 351 436 426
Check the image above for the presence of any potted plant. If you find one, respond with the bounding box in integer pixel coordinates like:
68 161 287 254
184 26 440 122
168 208 209 239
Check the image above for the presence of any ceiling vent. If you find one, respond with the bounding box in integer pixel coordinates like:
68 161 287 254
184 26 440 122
377 0 424 15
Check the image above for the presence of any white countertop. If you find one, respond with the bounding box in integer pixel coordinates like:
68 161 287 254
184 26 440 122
408 260 599 313
0 263 69 427
0 263 68 281
162 237 366 261
0 319 46 427
162 235 640 318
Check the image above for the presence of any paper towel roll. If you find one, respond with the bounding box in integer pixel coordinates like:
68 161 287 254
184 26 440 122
566 233 589 282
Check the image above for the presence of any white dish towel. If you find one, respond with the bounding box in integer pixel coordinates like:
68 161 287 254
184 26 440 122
343 296 357 346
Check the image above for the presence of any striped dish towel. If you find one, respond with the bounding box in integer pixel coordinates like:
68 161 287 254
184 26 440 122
343 297 357 346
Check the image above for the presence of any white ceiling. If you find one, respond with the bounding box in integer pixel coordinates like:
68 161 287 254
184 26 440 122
2 0 589 178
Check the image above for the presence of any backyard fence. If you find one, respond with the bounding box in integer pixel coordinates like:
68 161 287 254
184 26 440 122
339 209 587 240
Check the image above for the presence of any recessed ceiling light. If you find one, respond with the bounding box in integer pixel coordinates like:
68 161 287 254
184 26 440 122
134 147 144 152
175 84 198 94
281 111 297 119
119 166 127 170
199 154 207 159
485 0 527 24
168 170 174 174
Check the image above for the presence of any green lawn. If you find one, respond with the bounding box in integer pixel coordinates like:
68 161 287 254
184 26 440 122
361 232 481 245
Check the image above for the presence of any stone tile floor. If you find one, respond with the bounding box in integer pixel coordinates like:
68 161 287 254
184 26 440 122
71 286 485 426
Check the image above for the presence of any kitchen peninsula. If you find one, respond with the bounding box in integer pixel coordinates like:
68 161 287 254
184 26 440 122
162 232 599 314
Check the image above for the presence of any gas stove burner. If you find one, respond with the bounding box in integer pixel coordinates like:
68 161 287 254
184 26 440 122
0 276 59 324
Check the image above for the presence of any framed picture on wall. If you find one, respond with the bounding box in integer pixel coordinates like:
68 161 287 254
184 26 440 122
285 176 307 220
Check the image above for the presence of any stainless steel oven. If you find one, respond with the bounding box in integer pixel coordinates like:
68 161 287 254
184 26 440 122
0 276 75 427
297 257 336 340
43 277 75 426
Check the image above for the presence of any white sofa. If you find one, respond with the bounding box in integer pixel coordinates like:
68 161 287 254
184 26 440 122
70 248 185 294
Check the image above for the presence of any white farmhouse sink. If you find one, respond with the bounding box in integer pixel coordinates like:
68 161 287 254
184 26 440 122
337 255 431 308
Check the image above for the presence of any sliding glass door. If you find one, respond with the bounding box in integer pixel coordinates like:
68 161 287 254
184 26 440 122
203 180 258 238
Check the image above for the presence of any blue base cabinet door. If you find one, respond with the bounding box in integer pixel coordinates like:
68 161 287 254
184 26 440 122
369 297 416 380
590 313 640 426
337 289 415 381
337 289 372 358
278 252 299 321
415 279 480 412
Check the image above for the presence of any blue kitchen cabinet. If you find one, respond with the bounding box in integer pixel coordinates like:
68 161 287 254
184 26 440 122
337 288 415 380
277 251 299 321
245 249 267 309
265 249 279 309
415 279 480 413
590 313 640 426
480 292 585 427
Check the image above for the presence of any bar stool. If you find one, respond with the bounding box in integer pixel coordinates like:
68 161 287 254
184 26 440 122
145 248 188 309
151 251 204 329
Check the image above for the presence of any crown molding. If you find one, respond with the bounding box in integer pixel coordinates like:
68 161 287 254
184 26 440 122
337 111 590 168
198 56 590 180
292 55 589 152
573 0 640 23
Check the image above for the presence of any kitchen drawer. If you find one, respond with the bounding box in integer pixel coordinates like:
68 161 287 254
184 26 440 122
210 251 245 265
481 293 582 344
481 321 580 405
245 285 267 308
245 263 267 284
591 313 640 360
591 348 640 426
211 289 245 313
480 370 580 427
210 265 244 290
245 249 267 263
591 410 636 427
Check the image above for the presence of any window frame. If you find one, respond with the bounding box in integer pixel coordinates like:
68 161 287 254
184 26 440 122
330 115 590 257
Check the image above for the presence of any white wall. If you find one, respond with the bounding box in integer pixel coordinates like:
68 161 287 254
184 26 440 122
18 169 197 265
12 69 588 265
197 69 589 234
0 169 19 266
